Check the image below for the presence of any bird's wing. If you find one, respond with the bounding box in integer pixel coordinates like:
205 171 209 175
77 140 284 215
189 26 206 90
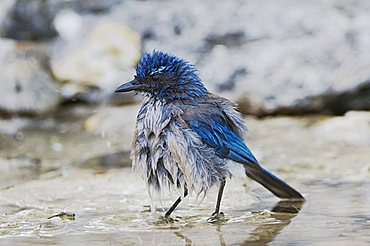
182 101 258 166
180 98 304 199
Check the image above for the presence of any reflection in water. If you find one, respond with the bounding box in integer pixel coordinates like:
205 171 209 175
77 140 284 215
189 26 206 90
271 199 305 213
172 200 305 245
6 171 370 245
174 232 193 246
242 200 305 245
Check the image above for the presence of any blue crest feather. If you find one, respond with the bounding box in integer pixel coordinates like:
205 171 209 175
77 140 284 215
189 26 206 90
135 50 208 100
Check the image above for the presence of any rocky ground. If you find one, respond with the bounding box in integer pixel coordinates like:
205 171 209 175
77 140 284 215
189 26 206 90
0 0 370 245
1 0 370 116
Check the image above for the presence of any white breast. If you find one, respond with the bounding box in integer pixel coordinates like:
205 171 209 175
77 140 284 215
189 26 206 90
131 97 229 195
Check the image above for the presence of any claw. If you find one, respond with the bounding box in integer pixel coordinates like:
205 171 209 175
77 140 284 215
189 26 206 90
163 215 175 223
153 214 181 224
206 211 225 223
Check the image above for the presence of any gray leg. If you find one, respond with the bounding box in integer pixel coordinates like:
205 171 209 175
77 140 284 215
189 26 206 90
165 188 188 217
207 178 226 222
214 178 226 214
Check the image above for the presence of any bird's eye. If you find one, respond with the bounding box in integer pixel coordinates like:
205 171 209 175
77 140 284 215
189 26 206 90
152 74 160 81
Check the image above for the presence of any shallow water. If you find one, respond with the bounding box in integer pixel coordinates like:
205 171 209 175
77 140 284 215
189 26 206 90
0 167 369 245
1 111 370 245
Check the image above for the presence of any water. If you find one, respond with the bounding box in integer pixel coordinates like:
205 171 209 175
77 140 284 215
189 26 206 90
1 112 369 245
0 168 369 245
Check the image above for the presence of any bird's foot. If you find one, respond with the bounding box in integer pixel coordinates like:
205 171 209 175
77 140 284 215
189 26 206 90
154 214 181 224
162 215 175 223
206 211 225 223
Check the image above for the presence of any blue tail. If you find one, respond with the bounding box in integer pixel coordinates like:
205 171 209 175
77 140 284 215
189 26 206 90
245 166 304 199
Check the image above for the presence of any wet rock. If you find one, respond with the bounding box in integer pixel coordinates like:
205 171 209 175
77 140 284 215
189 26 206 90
51 21 141 103
0 0 121 41
0 39 61 116
108 0 370 115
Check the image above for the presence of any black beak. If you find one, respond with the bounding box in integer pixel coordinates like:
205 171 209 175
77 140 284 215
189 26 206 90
115 79 146 93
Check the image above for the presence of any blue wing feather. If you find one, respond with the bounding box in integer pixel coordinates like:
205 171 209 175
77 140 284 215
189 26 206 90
181 97 304 199
187 119 258 166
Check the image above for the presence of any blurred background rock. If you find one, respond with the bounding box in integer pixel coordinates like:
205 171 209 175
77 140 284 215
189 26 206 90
0 0 369 186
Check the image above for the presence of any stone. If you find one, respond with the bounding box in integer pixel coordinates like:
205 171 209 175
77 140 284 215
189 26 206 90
0 39 61 116
0 0 14 28
51 21 141 103
53 10 84 42
108 0 370 115
4 0 369 115
1 0 57 40
0 0 121 41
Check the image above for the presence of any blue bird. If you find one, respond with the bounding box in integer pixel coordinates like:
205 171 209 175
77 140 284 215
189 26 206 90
115 51 304 221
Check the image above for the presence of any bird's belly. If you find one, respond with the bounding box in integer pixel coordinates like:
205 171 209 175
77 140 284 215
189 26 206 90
132 125 190 193
132 99 230 194
131 100 187 191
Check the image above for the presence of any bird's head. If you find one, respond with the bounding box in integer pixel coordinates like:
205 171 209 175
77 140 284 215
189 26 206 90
115 51 207 101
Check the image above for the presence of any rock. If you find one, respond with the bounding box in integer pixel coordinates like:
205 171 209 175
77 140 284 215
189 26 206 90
53 10 84 42
2 0 370 115
0 39 61 116
1 0 57 40
108 0 370 115
51 21 141 104
0 0 14 27
0 0 121 41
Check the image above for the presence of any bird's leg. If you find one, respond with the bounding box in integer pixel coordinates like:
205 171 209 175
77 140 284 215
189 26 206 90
207 178 226 223
214 178 226 214
164 187 188 217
